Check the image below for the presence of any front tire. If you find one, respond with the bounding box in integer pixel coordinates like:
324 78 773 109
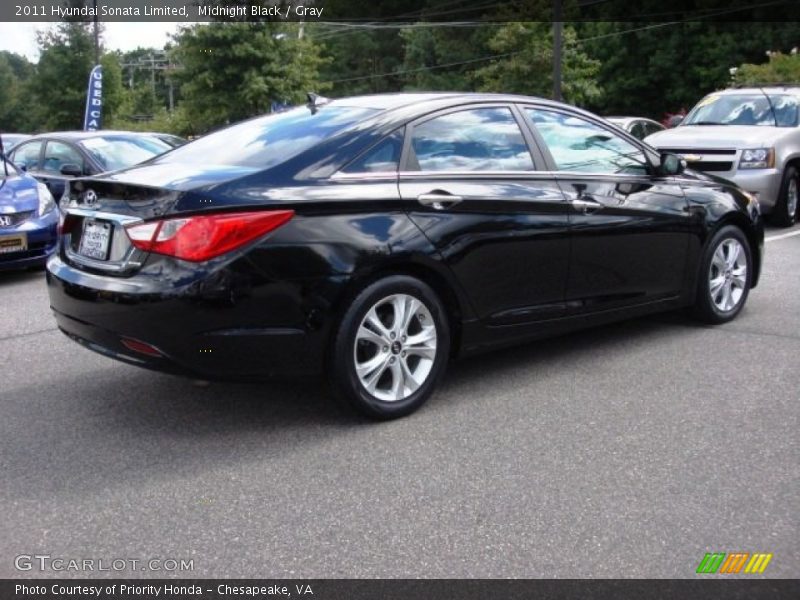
771 166 798 227
692 225 752 324
329 275 450 420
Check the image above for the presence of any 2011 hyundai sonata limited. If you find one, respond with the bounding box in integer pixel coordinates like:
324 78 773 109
47 93 763 419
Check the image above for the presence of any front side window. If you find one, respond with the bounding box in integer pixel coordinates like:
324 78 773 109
11 140 43 171
42 141 84 175
526 108 648 175
684 93 799 127
409 107 534 172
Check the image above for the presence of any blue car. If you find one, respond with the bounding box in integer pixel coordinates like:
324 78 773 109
0 155 58 271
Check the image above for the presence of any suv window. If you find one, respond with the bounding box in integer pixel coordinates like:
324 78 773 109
409 107 534 172
11 140 43 171
685 93 799 127
526 108 648 175
42 141 84 175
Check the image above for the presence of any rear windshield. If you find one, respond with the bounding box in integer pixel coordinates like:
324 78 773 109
80 136 172 171
153 105 379 169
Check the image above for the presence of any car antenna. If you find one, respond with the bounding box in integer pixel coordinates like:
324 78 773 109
755 86 779 126
306 92 329 114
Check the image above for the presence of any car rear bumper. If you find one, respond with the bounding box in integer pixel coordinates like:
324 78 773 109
46 253 329 380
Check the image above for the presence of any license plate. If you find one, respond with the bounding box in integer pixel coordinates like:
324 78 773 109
0 233 27 254
79 220 112 260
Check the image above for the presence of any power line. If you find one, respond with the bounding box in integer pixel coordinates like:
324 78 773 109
320 0 791 85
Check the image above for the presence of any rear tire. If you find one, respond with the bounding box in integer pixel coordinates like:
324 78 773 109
770 166 798 227
692 225 752 324
329 275 450 420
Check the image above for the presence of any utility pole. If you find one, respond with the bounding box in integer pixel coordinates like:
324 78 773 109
553 0 563 102
92 0 99 65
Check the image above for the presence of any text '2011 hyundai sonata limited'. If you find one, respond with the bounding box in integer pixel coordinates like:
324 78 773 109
47 93 763 419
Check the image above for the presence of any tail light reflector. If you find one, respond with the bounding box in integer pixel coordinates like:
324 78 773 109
121 337 163 357
124 210 294 262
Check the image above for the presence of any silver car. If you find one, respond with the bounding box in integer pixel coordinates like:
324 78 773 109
606 116 665 140
645 85 800 227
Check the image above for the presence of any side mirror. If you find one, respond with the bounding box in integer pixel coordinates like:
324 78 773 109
15 161 27 172
660 153 686 176
60 163 83 177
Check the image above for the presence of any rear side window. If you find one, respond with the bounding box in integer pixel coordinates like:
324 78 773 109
342 130 403 173
409 107 534 172
155 105 379 169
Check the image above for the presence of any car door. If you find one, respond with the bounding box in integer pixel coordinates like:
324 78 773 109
399 104 571 326
39 140 87 200
521 106 691 314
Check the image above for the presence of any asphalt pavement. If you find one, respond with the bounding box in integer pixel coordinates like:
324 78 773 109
1 227 798 578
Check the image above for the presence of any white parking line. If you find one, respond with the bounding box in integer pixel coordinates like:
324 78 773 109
765 229 800 242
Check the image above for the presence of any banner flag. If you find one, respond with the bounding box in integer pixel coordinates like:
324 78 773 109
83 65 103 131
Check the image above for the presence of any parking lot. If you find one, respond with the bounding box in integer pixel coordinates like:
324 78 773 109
0 226 797 579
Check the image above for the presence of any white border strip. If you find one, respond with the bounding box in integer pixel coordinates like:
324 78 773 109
765 229 800 243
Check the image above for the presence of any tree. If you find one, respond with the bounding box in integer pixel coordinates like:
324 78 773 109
400 24 496 92
26 22 123 131
735 49 800 85
474 23 602 106
0 52 34 132
170 23 328 133
577 19 800 119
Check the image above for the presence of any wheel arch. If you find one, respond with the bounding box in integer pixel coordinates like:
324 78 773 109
328 256 471 360
698 213 762 292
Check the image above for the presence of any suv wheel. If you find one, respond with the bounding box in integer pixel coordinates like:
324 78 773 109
772 166 798 227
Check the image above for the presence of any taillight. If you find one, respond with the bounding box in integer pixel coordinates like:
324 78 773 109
124 210 294 262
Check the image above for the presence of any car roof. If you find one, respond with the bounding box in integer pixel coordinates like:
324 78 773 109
24 130 165 141
328 91 577 112
715 86 800 95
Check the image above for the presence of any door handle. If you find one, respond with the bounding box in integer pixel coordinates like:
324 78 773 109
416 192 463 210
571 197 603 213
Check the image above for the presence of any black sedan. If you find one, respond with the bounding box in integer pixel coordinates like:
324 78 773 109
8 131 173 200
46 93 763 419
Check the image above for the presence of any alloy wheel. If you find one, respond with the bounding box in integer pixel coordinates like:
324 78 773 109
708 238 748 313
353 293 438 402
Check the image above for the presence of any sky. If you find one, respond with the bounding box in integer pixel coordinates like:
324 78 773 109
0 22 183 61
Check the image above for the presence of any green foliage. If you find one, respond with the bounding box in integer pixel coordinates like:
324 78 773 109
400 24 496 92
0 52 34 132
736 50 800 85
578 20 800 119
170 23 329 133
26 22 123 131
474 23 602 106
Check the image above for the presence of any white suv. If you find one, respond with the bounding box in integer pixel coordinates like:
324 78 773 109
645 85 800 227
